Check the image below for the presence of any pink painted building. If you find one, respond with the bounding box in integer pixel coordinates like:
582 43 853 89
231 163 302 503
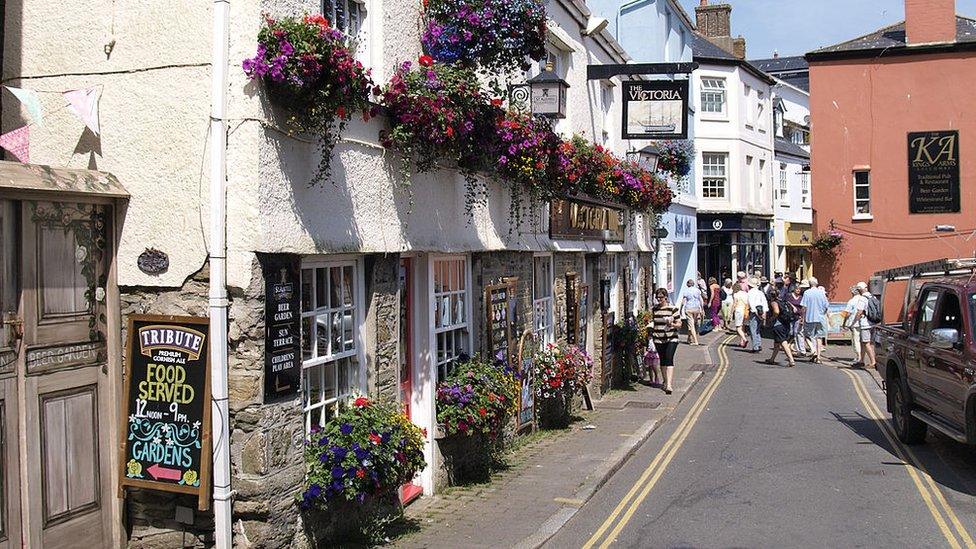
806 0 976 301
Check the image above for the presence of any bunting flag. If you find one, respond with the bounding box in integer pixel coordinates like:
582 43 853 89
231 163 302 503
63 87 100 135
0 126 30 162
4 86 43 128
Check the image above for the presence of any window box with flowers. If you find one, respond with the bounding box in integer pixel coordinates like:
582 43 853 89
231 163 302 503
300 397 427 545
243 14 378 185
532 344 593 429
434 356 518 484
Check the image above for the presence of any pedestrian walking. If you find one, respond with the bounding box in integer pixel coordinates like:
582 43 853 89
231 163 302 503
707 276 722 329
843 286 864 366
852 281 879 370
800 277 830 364
747 278 768 353
720 278 734 331
786 284 807 356
679 279 703 346
779 273 796 301
732 282 751 348
651 287 682 395
764 288 796 367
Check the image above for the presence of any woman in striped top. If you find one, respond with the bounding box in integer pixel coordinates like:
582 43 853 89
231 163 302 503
651 287 682 395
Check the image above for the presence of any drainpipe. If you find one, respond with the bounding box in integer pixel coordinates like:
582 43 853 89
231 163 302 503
209 0 232 546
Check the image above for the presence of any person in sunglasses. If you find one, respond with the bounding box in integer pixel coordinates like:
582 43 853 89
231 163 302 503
650 287 683 395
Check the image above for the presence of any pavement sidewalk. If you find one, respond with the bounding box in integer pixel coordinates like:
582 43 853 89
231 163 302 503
392 332 721 549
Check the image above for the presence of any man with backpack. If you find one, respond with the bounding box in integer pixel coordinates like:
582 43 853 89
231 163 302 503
851 281 881 370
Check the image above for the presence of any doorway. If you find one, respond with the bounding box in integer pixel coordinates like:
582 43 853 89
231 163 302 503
397 258 422 504
0 199 117 548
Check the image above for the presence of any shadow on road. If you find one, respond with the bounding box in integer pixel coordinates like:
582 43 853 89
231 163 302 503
830 410 976 499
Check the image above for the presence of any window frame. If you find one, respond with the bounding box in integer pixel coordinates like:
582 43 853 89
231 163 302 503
700 77 727 116
778 164 788 204
300 256 366 433
853 169 872 219
532 254 554 348
800 172 811 208
322 0 370 66
430 255 472 382
701 152 728 199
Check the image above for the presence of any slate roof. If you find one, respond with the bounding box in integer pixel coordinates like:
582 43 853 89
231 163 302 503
808 16 976 57
751 55 808 73
774 137 810 160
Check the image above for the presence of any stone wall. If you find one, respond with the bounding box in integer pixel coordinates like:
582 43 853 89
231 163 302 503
365 254 400 402
470 251 535 356
120 258 306 549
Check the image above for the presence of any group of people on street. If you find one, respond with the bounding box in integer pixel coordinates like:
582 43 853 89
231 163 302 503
640 271 881 394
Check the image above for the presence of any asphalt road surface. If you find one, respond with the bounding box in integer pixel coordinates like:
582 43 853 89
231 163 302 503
545 336 976 549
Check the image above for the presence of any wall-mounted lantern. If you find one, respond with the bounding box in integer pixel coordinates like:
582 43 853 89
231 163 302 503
626 143 660 172
528 62 569 119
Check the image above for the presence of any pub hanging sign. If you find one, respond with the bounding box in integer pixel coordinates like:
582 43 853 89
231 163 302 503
622 80 689 140
119 315 212 510
908 130 960 214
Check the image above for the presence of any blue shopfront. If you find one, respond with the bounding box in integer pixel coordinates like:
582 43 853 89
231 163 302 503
657 205 698 302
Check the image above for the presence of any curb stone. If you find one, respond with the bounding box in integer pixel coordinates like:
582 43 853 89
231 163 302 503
514 337 719 549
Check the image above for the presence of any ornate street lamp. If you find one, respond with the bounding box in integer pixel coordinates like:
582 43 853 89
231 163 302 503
626 143 660 172
527 61 570 119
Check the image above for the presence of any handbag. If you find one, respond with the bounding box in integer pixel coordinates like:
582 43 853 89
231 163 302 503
643 339 660 367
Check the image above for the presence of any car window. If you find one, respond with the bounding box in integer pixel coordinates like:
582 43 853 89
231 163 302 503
936 292 962 333
915 289 939 337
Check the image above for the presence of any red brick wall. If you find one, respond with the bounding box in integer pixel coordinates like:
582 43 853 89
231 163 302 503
905 0 957 45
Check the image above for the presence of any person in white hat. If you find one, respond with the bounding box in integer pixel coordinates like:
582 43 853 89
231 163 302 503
850 281 877 369
843 286 864 366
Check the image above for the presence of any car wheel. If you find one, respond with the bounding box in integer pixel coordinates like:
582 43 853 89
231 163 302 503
891 377 927 444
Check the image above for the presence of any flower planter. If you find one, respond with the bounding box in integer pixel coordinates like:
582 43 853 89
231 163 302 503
437 432 495 485
536 394 572 430
300 488 402 546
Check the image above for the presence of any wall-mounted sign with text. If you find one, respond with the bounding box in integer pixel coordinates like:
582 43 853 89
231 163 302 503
261 254 302 400
908 130 960 214
550 198 625 242
120 315 212 510
621 80 689 140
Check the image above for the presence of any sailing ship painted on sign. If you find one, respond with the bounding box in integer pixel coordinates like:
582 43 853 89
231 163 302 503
627 96 682 136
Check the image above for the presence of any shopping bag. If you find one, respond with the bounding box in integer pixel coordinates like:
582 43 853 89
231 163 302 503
698 319 714 336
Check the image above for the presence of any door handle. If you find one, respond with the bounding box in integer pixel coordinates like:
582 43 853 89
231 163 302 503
907 349 917 359
1 314 23 342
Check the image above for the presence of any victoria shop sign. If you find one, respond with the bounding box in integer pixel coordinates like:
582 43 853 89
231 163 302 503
119 315 212 510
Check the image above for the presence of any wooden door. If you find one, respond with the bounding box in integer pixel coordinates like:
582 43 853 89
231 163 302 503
15 201 113 548
0 200 23 548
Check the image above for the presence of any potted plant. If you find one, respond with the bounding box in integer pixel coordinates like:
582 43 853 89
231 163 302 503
434 356 518 483
811 230 844 255
300 397 426 545
532 344 593 429
243 14 377 184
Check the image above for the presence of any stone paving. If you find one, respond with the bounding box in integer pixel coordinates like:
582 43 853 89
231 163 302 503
391 333 720 548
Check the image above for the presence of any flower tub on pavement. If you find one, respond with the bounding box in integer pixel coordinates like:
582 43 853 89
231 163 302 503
243 14 377 184
434 357 518 485
300 397 426 545
532 344 593 429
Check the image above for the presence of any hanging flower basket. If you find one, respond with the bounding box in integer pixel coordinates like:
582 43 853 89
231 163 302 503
243 14 377 185
380 58 498 210
494 111 567 226
655 140 694 180
811 230 844 254
421 0 547 73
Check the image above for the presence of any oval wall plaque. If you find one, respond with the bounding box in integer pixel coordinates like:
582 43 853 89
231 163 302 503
137 248 169 275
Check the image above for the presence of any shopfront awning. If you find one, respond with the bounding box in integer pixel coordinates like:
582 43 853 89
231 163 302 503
0 161 128 198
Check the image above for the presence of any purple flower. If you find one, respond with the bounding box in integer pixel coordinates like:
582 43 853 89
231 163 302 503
318 436 330 447
331 446 348 460
340 423 353 435
331 466 345 479
280 39 295 56
307 483 322 498
331 480 344 492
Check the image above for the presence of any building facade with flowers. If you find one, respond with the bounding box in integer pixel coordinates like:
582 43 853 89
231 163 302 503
0 0 676 546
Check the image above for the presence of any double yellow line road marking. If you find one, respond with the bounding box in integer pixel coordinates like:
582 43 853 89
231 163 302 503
841 368 976 549
583 336 736 549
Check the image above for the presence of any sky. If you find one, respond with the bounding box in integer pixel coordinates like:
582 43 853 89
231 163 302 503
677 0 976 59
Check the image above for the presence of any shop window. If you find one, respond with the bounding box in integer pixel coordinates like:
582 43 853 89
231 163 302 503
778 165 788 204
533 255 553 347
300 261 361 432
800 172 810 207
702 153 727 199
607 254 620 318
853 170 871 217
322 0 369 65
700 77 726 115
628 255 640 315
433 257 469 382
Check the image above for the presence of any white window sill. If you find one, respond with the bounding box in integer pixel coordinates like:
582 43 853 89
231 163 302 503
701 114 729 122
852 213 873 221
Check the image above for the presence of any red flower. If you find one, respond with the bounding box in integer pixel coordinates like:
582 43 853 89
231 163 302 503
354 397 371 407
421 427 428 438
491 98 503 107
446 126 455 138
356 468 367 479
337 105 347 119
303 14 330 29
479 408 487 417
369 432 382 445
419 55 434 67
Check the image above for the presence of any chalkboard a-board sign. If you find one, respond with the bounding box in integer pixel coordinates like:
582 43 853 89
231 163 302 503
485 278 518 365
262 254 301 400
119 315 212 510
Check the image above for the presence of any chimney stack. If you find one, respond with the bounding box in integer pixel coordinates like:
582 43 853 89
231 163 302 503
694 1 747 59
905 0 957 45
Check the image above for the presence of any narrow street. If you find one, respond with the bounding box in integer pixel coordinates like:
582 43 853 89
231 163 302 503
546 337 976 548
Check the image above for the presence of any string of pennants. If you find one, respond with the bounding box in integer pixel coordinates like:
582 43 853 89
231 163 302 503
0 85 101 163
